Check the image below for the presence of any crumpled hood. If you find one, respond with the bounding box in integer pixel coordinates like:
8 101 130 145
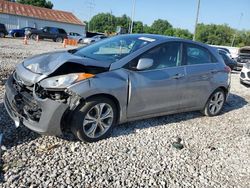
23 51 110 75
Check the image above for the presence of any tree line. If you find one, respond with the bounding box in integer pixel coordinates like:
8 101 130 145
5 1 250 47
7 0 53 9
88 13 250 47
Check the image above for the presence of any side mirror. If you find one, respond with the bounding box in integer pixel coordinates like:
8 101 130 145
136 58 154 70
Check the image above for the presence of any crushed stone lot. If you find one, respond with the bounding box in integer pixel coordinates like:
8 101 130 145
0 38 249 187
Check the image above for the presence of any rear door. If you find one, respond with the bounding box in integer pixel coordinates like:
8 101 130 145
181 42 219 109
126 42 186 118
48 27 59 39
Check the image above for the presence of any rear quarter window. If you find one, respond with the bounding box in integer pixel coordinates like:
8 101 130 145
185 43 217 65
58 29 67 34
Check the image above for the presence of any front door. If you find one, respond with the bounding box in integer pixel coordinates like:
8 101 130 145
126 42 186 118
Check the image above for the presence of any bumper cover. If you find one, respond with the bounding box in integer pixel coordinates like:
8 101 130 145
4 75 69 136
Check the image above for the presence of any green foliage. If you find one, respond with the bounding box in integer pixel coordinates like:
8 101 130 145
150 19 173 34
133 21 144 33
233 31 250 47
173 28 193 39
16 0 53 9
196 23 234 46
89 13 116 33
116 14 131 29
89 13 249 47
143 24 152 33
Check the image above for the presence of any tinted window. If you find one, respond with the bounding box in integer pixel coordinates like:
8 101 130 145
49 27 58 34
185 44 215 65
58 29 66 34
220 53 229 64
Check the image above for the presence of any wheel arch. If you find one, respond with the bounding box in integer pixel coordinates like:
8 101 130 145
218 86 229 95
85 93 121 123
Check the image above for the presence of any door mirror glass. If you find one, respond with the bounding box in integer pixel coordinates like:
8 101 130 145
136 58 154 70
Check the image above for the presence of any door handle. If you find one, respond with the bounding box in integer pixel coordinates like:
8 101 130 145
172 73 184 79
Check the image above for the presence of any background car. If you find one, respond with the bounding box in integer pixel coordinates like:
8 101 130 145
218 50 237 70
0 23 8 38
217 48 232 58
68 32 86 43
240 63 250 85
9 27 35 37
4 34 231 142
83 35 107 44
235 46 250 70
26 26 67 42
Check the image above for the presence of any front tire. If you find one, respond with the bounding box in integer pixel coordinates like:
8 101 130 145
71 97 118 142
202 88 226 117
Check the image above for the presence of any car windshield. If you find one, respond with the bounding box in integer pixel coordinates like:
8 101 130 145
73 35 155 63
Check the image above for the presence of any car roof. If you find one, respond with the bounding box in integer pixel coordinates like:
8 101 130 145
121 34 213 49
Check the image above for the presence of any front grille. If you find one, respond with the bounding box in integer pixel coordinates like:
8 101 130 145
8 75 42 122
241 72 246 78
247 72 250 79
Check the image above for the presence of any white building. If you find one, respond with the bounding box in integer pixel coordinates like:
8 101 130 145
0 0 86 35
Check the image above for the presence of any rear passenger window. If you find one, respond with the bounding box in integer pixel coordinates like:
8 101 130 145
58 29 66 34
185 44 216 65
50 27 58 34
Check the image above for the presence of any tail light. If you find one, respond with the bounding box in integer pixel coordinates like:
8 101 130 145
224 66 231 73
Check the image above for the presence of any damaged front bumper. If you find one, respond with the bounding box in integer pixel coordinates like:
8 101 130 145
4 75 69 136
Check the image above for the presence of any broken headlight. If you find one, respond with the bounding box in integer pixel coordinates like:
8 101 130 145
26 63 40 73
40 73 94 89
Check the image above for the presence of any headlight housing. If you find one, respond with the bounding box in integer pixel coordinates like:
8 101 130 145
26 63 40 73
40 73 94 89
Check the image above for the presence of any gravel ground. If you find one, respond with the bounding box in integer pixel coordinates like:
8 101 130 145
0 38 249 187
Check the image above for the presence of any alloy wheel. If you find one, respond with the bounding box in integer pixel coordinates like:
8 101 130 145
83 103 114 139
208 91 225 115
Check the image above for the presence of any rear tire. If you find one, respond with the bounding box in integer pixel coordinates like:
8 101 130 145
55 37 63 43
71 97 118 142
0 32 5 38
202 88 226 117
13 32 18 37
30 34 37 40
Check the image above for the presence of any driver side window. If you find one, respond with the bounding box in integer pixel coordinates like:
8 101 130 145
127 42 182 71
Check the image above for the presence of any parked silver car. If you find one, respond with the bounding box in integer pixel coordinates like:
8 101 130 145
68 32 86 43
83 35 107 44
240 63 250 85
4 34 231 142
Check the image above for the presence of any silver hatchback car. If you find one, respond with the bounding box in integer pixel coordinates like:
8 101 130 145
4 34 231 142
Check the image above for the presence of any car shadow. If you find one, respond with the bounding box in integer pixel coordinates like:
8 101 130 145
111 93 248 138
0 93 248 145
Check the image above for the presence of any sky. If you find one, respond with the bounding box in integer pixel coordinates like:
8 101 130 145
50 0 250 32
